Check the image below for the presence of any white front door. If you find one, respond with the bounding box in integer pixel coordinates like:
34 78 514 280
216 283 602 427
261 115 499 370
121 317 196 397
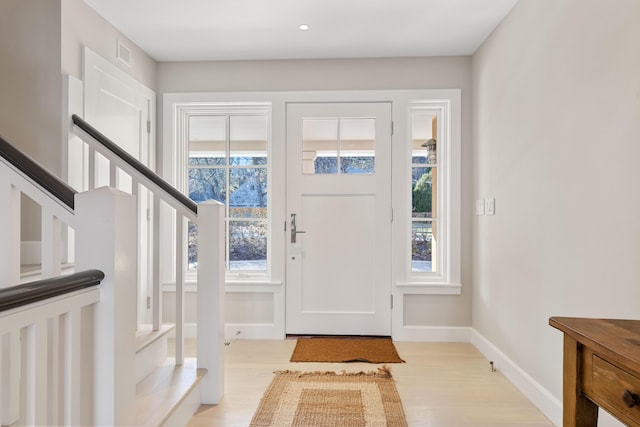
286 102 392 336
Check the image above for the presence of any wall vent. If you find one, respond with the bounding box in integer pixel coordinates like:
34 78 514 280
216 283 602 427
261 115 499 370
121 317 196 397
116 40 132 67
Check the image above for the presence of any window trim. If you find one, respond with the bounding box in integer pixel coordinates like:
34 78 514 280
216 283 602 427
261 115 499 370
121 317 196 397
174 103 273 281
395 96 461 294
163 89 461 294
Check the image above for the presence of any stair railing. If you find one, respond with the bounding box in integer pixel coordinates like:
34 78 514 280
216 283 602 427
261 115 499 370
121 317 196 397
0 136 138 425
71 115 225 402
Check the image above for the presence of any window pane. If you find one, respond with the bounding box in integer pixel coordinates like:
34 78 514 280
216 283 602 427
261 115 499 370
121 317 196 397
412 220 434 272
411 156 428 165
229 168 267 218
229 220 267 271
189 157 226 166
189 115 226 165
340 118 375 174
411 113 436 166
230 115 268 164
412 167 433 218
189 167 226 203
188 222 198 270
340 157 375 174
303 118 338 174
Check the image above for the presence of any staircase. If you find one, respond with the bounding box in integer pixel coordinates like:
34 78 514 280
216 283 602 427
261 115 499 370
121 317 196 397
0 117 225 426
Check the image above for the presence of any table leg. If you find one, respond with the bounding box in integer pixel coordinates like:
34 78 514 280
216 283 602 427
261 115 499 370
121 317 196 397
563 335 598 427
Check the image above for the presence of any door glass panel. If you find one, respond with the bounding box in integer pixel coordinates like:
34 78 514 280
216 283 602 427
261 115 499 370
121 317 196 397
302 117 376 174
340 118 375 174
302 118 338 174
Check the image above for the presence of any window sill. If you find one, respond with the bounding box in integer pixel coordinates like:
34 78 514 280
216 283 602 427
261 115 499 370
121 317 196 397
395 281 461 295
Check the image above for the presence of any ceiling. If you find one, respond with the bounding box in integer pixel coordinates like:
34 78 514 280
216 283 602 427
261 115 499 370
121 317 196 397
82 0 519 62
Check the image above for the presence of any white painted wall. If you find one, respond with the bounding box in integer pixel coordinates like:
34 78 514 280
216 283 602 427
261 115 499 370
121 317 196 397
157 57 474 330
61 0 156 88
472 0 640 425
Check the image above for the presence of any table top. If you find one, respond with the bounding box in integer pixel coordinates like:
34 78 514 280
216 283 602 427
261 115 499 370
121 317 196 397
549 317 640 373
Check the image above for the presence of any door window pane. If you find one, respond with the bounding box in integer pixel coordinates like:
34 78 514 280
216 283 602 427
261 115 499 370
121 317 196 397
302 118 338 174
302 117 376 174
340 118 375 174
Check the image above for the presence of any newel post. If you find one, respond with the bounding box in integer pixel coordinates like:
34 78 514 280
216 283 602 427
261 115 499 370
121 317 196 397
196 200 225 403
75 187 136 425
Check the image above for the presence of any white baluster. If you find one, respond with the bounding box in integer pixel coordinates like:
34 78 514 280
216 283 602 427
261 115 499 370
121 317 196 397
175 213 185 365
0 332 20 425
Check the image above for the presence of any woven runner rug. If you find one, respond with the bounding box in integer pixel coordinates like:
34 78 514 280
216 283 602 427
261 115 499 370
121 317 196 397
249 367 408 427
290 337 405 363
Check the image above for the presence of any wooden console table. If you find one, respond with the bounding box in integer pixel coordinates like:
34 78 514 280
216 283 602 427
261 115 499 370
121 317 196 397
549 317 640 427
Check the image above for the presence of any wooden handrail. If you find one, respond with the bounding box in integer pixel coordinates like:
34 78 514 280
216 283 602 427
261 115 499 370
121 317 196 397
0 269 104 312
0 134 76 209
72 114 198 215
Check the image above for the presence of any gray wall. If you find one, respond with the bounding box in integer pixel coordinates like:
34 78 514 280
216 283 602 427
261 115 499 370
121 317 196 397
157 56 474 328
0 0 63 241
0 0 63 174
472 0 640 421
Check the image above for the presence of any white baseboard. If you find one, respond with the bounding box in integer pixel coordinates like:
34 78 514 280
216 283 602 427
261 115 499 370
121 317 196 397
168 323 197 340
392 325 471 342
470 329 562 427
169 322 284 340
225 323 284 340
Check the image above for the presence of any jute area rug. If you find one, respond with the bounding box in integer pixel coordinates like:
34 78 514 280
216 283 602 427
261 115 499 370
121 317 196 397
249 367 408 427
290 337 405 363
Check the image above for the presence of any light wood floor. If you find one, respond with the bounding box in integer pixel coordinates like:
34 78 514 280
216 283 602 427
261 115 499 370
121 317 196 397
186 340 554 427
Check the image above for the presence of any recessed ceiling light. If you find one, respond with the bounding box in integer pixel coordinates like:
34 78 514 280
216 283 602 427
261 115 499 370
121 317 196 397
299 24 310 31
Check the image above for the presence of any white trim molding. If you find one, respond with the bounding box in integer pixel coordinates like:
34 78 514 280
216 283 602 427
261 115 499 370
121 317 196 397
470 329 562 427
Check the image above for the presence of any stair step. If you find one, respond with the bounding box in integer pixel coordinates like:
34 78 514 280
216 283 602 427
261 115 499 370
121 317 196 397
128 358 206 427
136 324 175 384
137 324 175 353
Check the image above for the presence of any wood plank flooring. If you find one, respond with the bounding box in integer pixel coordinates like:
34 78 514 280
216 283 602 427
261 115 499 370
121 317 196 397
186 340 554 427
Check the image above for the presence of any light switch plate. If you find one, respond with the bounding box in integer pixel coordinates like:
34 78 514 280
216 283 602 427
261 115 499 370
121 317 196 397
475 199 485 215
485 198 495 215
